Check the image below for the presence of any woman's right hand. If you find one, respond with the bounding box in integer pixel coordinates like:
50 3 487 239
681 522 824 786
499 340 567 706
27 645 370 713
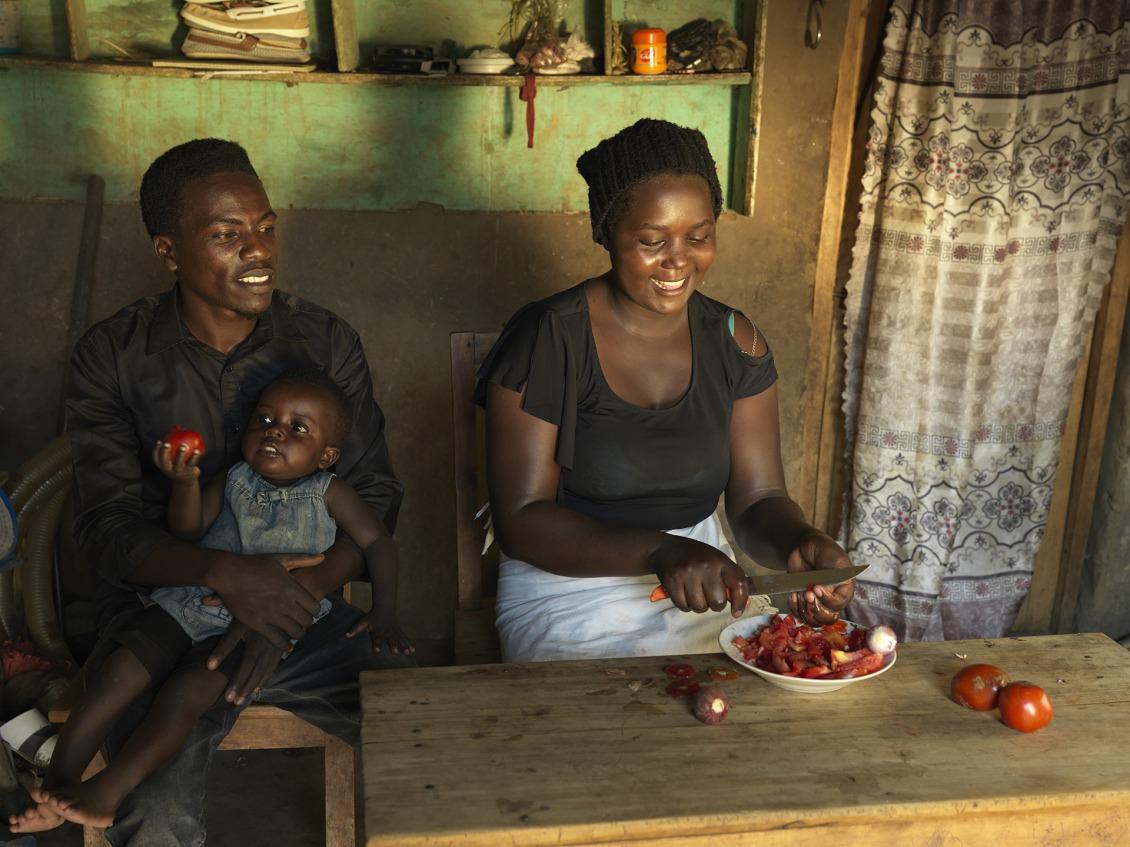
647 535 750 616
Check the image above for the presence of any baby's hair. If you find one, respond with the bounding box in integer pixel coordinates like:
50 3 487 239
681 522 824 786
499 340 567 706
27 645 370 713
267 369 353 446
576 119 723 247
140 138 260 238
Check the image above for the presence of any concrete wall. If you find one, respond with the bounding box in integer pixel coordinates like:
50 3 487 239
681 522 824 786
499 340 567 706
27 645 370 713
0 2 851 641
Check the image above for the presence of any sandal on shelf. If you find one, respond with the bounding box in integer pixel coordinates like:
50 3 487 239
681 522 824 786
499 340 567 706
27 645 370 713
182 29 311 62
180 2 311 38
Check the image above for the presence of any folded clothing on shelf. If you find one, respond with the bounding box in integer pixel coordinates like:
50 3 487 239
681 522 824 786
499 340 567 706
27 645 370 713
183 28 310 62
181 1 310 38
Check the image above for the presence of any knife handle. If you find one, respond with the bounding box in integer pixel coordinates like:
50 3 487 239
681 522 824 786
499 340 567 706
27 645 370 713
649 582 752 604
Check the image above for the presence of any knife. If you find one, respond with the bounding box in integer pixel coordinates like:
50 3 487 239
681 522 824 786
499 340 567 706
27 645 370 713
649 564 868 603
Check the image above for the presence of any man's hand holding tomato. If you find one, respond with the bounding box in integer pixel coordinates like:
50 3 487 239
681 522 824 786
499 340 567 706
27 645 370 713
786 530 855 626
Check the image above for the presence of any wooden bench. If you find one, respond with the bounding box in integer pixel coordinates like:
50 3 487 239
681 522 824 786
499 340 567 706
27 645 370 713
48 698 354 847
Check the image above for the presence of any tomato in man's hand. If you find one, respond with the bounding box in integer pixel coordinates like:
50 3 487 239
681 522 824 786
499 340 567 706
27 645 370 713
163 425 205 456
997 682 1053 732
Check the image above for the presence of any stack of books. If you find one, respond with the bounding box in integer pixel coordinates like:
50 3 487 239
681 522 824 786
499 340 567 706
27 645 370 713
180 1 311 64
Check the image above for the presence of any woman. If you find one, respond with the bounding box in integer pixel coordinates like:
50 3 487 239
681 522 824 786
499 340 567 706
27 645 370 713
477 119 855 661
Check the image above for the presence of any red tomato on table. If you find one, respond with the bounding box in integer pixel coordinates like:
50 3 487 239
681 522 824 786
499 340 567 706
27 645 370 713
998 682 1053 732
663 663 695 679
950 663 1010 711
163 425 205 456
665 679 701 698
708 667 740 682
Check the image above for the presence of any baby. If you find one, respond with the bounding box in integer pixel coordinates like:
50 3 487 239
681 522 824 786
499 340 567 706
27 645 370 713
13 369 411 831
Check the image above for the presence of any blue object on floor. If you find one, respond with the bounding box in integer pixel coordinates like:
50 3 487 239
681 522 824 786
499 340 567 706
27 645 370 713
0 488 16 569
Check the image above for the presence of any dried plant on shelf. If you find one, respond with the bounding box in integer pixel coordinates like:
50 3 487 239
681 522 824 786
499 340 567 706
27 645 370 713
501 0 569 48
503 0 595 74
609 20 629 74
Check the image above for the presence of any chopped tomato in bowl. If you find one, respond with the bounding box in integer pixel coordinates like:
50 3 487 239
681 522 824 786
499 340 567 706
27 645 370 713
719 614 897 694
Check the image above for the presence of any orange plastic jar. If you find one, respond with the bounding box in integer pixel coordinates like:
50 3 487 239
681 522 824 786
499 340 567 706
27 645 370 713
631 28 667 74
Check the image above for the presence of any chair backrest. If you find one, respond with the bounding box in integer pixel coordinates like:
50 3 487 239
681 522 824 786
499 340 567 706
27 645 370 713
450 331 499 612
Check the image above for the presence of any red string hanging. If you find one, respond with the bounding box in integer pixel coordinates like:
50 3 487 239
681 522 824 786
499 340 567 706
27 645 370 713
519 73 537 148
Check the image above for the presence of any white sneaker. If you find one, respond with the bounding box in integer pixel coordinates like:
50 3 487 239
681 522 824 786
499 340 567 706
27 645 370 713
0 710 57 770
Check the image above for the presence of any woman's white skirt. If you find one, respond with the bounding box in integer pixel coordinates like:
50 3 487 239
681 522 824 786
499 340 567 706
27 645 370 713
494 512 773 662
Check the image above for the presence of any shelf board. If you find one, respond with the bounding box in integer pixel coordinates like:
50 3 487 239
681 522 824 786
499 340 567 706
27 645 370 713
0 55 751 86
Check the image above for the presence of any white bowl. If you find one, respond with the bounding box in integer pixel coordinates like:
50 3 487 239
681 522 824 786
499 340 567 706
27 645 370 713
719 614 897 694
457 57 515 74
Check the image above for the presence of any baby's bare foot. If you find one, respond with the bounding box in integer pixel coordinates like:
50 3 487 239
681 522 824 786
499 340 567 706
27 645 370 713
8 787 65 833
46 775 123 829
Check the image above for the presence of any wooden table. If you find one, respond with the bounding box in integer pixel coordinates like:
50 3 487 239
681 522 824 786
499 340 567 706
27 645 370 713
362 633 1130 846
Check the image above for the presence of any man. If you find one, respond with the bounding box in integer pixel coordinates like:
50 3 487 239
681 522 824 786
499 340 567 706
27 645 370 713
33 139 409 843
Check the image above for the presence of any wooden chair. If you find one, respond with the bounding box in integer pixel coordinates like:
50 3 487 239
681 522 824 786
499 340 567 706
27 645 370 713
47 700 354 847
6 436 354 847
450 331 501 666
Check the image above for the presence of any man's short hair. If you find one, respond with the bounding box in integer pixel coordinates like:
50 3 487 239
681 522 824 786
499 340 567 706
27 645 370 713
139 139 260 237
267 369 353 447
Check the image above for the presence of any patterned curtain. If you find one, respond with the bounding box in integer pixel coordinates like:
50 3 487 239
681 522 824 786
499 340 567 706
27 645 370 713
842 1 1130 640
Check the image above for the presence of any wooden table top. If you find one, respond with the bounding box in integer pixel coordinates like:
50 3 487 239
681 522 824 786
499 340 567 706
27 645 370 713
362 633 1130 846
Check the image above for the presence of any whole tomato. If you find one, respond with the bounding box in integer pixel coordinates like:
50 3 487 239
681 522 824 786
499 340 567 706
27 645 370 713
998 682 1053 733
950 663 1010 711
163 425 205 456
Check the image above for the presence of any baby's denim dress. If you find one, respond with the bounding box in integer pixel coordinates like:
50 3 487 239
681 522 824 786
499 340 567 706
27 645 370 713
150 461 335 643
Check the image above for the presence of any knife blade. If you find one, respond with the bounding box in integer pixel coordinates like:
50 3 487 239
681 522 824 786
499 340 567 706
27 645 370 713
749 564 868 596
649 564 868 603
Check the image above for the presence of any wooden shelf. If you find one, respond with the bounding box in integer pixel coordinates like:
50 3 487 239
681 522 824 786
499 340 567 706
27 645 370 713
0 55 750 86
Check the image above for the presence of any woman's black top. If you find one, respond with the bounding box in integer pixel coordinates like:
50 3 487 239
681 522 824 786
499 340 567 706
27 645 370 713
475 283 778 531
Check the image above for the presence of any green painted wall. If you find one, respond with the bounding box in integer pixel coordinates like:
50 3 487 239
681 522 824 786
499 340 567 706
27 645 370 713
0 67 742 211
3 0 755 211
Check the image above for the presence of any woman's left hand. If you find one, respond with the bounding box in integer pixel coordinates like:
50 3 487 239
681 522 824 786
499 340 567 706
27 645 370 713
786 531 855 626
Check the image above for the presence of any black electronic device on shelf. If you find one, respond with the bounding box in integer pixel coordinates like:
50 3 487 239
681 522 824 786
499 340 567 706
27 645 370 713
370 45 433 73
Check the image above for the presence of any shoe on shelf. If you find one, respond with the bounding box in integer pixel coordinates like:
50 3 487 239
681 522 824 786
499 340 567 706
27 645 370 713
180 1 310 38
184 1 301 5
182 28 311 63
